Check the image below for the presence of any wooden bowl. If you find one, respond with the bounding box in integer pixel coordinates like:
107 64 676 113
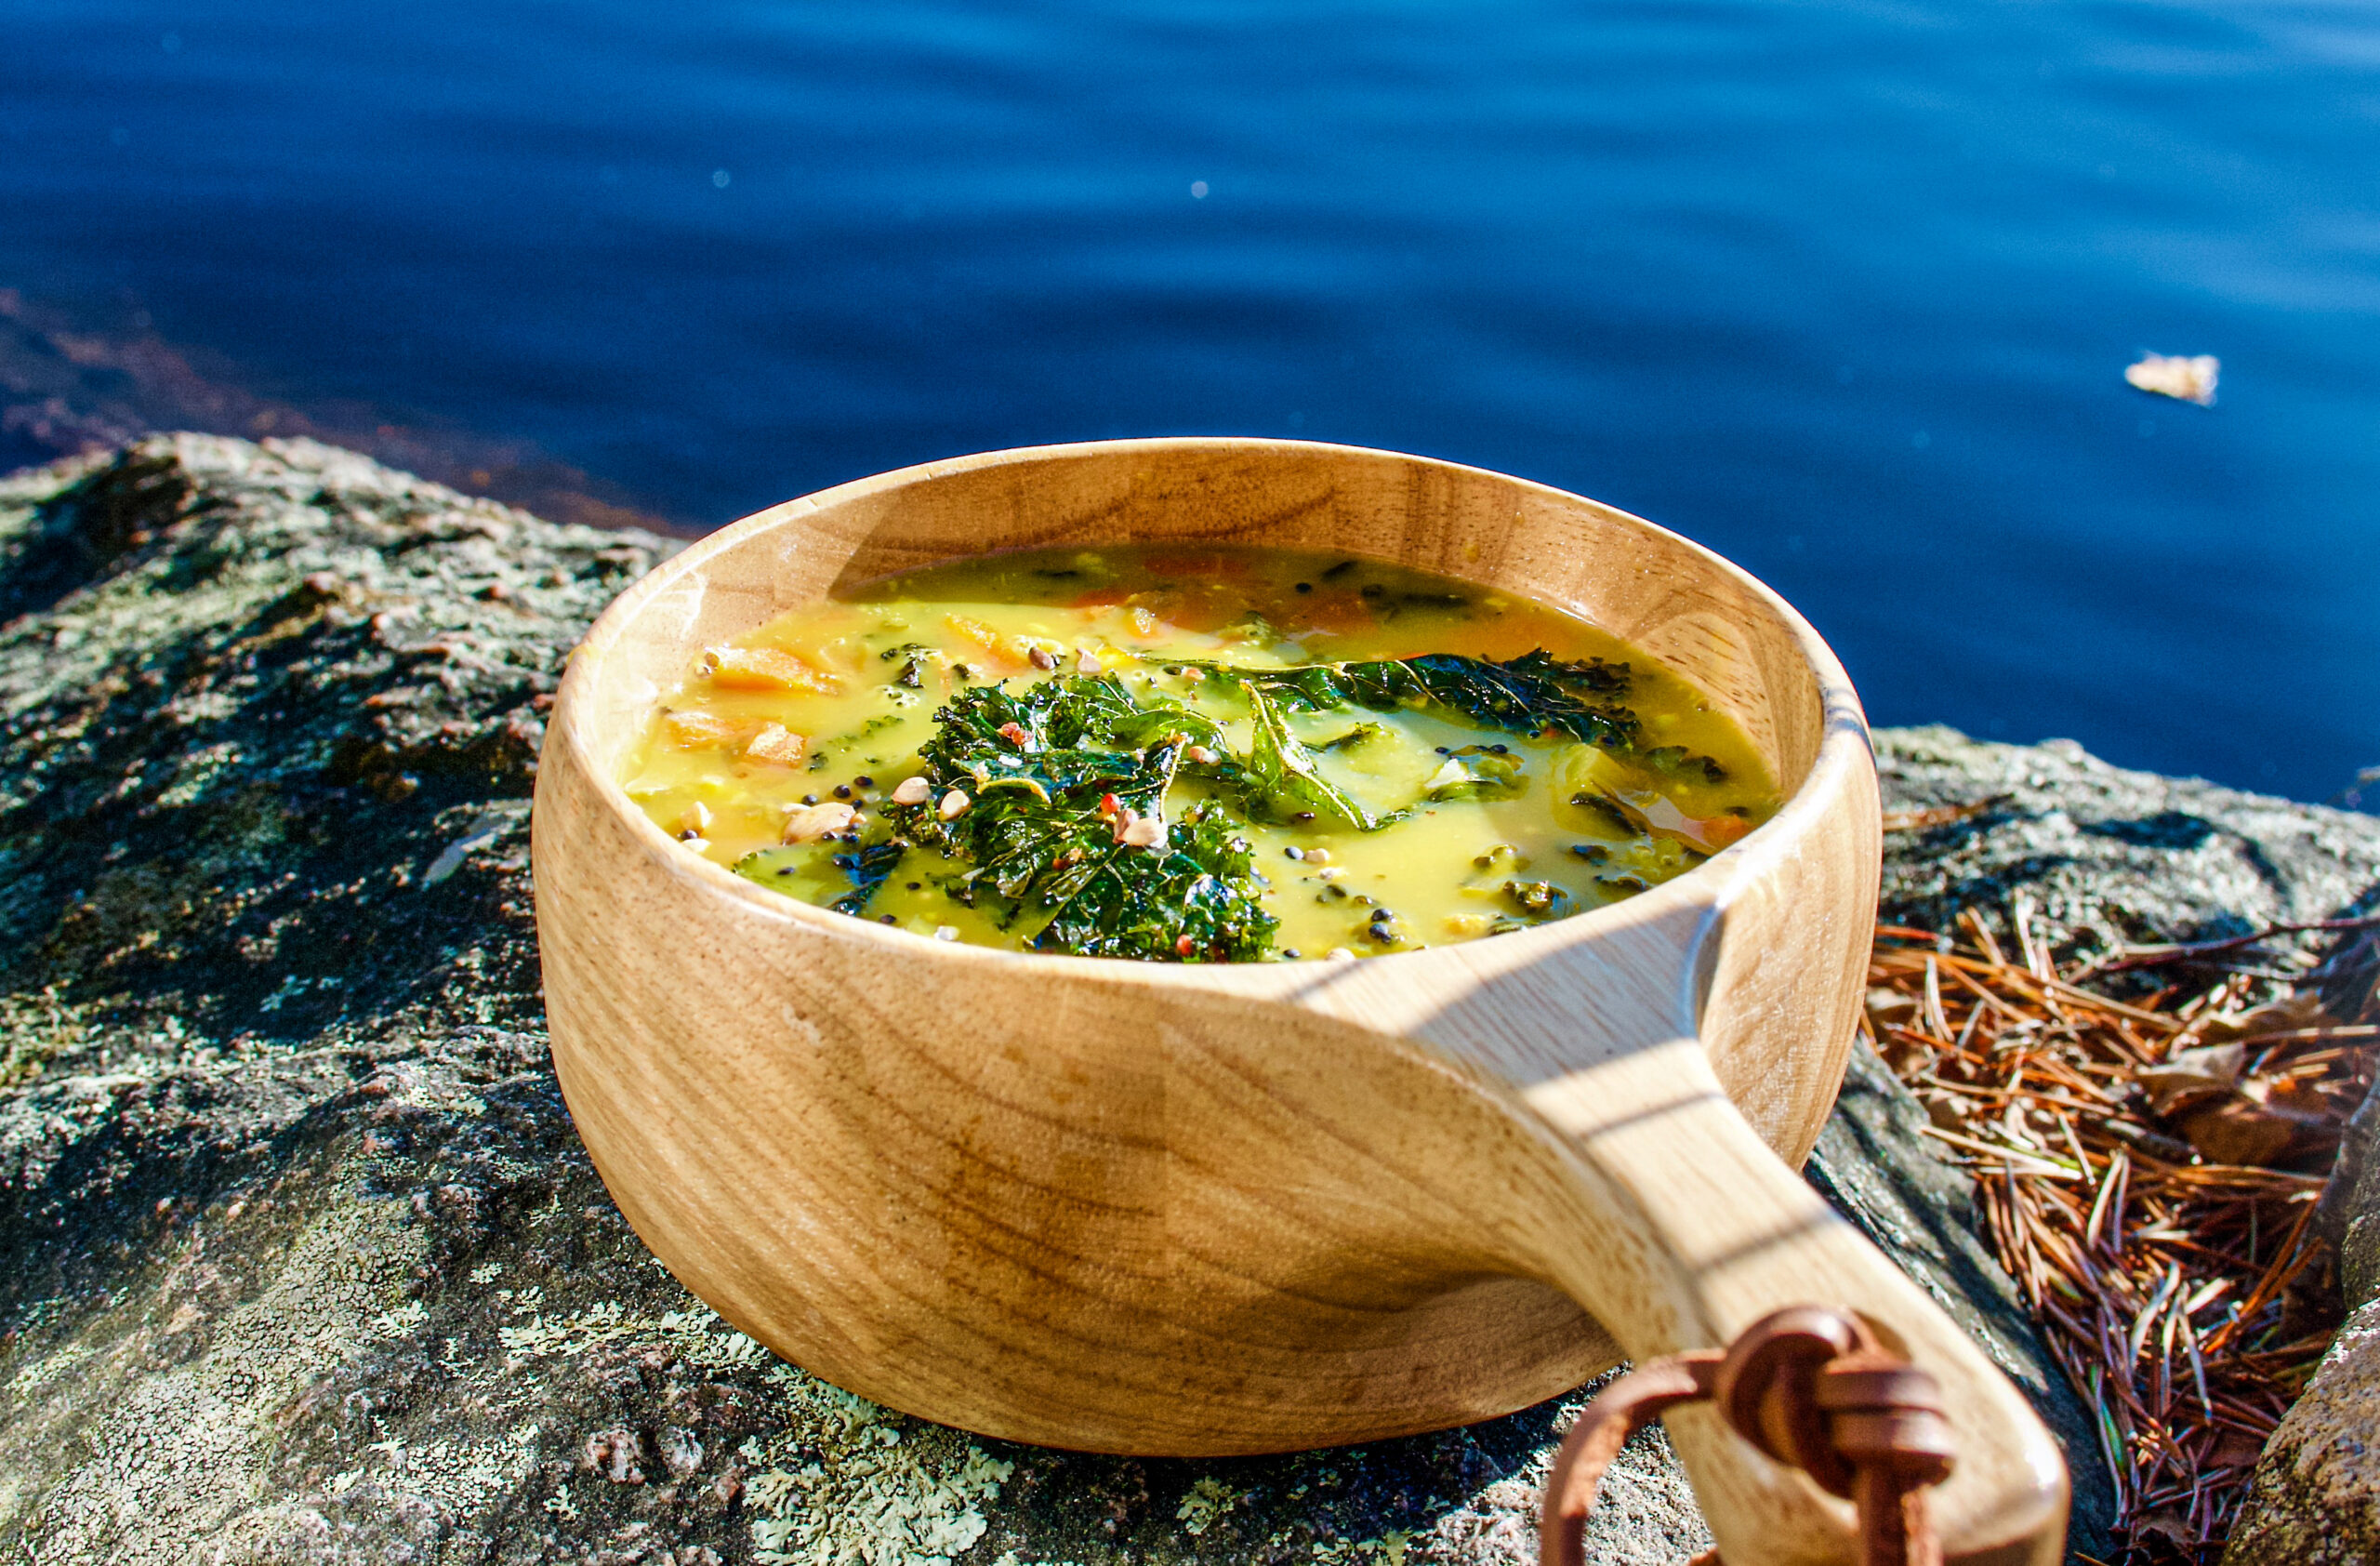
534 440 2066 1565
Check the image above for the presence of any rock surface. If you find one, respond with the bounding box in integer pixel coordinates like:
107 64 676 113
2314 930 2380 1318
2219 1296 2380 1566
2 434 2373 1563
2221 938 2380 1566
1874 725 2380 959
2330 1079 2380 1322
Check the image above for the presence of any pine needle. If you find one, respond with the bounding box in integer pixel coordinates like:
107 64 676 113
1863 913 2370 1562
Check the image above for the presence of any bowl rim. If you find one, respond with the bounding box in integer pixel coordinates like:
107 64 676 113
546 435 1870 987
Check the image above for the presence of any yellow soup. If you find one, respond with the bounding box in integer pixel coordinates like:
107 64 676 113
621 545 1779 962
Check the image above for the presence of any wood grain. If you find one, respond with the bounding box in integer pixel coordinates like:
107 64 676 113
533 439 2067 1564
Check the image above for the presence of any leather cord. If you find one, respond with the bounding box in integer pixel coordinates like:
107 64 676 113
1539 1307 1956 1566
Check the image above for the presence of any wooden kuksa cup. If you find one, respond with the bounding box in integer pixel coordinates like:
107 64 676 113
533 440 2068 1565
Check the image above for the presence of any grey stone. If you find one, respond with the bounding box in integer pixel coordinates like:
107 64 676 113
2220 1296 2380 1566
0 435 1712 1565
2224 933 2380 1566
1874 724 2380 962
0 434 2364 1563
2314 930 2380 1319
2333 1083 2380 1320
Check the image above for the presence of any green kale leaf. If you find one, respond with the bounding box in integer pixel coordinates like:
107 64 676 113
878 642 939 688
1237 685 1397 830
1153 649 1642 750
892 676 1276 962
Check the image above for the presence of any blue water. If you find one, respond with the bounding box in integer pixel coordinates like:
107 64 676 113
3 0 2376 799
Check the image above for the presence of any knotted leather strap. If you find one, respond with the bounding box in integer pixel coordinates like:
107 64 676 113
1539 1307 1956 1566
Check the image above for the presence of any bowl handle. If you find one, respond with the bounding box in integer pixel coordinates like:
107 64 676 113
1516 1039 2069 1566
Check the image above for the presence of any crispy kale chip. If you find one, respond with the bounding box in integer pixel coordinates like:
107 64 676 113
893 675 1276 962
878 641 938 688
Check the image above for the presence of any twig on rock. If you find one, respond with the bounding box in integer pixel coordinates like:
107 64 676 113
2080 916 2380 979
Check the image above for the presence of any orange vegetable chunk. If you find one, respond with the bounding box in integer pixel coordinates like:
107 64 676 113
702 645 837 693
944 612 1031 670
661 709 740 749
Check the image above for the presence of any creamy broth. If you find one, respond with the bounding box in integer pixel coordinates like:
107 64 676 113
621 546 1779 962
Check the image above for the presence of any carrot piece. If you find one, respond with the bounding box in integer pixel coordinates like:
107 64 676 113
944 613 1031 670
661 710 740 749
701 646 837 693
1689 813 1752 851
